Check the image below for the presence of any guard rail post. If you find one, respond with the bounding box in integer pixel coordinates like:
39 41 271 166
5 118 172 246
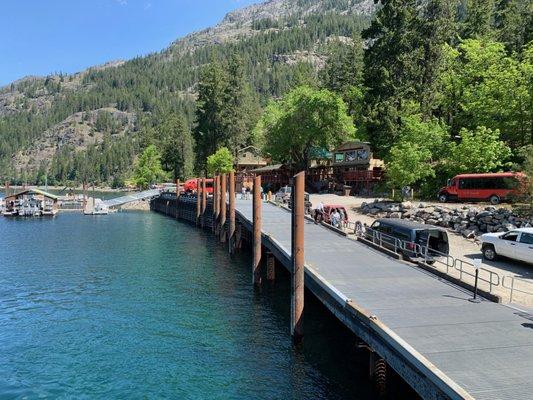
469 259 482 303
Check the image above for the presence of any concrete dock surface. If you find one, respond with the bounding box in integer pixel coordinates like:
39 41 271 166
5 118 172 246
235 199 533 400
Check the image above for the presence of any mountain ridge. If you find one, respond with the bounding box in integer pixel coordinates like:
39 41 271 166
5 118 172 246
0 0 374 184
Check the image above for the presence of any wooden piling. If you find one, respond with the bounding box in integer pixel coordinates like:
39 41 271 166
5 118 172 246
235 223 243 250
252 175 262 286
266 251 275 281
196 178 201 225
228 171 236 253
213 175 219 233
82 182 88 213
219 174 227 242
176 178 180 197
201 178 207 227
291 171 305 343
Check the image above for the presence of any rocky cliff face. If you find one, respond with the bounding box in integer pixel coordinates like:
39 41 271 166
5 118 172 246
0 61 125 118
169 0 375 54
13 108 136 172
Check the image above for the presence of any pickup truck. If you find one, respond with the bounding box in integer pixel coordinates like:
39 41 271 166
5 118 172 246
274 186 292 204
481 228 533 264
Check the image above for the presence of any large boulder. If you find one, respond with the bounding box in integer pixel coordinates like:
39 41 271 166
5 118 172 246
401 201 413 210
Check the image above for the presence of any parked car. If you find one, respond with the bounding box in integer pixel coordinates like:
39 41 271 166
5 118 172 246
481 228 533 264
438 172 527 205
366 219 449 263
275 186 312 213
275 186 292 204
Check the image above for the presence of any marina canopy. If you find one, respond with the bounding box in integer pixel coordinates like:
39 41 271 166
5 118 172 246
6 188 58 201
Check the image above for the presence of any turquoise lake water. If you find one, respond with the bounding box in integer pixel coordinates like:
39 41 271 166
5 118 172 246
0 211 381 399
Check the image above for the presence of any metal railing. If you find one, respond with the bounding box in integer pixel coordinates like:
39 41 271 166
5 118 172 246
412 242 455 275
364 227 406 254
502 276 533 303
453 258 500 294
355 226 501 294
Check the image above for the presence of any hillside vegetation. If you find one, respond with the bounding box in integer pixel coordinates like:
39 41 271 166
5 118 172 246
0 0 371 186
0 0 531 197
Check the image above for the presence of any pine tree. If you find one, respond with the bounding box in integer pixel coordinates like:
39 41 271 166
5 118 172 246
160 114 195 180
418 0 457 118
494 0 533 53
362 0 422 155
222 54 260 155
321 36 365 130
462 0 495 38
322 36 364 94
194 58 228 171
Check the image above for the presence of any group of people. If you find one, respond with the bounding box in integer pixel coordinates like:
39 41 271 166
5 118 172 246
313 201 346 229
330 208 346 228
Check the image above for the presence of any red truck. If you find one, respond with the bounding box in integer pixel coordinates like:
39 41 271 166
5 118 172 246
438 172 527 205
183 178 214 194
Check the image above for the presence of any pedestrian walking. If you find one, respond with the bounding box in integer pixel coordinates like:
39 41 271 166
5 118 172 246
314 201 324 223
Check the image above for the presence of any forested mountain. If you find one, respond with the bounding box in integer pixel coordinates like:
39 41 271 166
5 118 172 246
1 0 531 193
0 0 373 186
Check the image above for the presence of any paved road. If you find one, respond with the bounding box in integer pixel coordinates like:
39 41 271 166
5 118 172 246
236 199 533 400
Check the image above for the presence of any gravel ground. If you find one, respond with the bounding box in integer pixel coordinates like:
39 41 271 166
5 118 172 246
309 193 533 308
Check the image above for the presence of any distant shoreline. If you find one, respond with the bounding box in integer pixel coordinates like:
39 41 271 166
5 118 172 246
4 185 132 193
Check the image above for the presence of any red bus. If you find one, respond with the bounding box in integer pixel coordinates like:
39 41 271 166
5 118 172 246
183 178 214 194
438 172 527 204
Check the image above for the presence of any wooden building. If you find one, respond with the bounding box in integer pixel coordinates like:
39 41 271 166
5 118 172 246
3 188 59 217
248 164 293 192
332 141 384 194
248 141 384 194
235 146 268 172
235 146 269 192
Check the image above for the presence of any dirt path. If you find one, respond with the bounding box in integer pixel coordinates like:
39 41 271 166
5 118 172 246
309 194 533 308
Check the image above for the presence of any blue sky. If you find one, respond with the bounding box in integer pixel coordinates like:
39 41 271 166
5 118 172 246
0 0 261 86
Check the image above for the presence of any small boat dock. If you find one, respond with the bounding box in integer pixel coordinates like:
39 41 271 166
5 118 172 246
2 188 59 217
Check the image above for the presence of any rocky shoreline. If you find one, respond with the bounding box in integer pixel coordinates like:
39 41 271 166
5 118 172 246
119 200 151 211
361 200 533 239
